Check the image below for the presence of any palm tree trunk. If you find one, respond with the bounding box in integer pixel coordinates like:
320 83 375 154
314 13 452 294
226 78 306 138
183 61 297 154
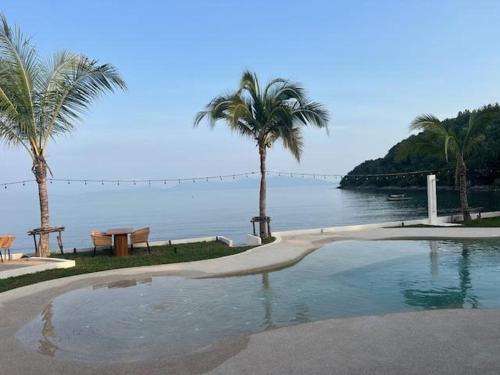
33 156 50 256
458 161 471 222
258 143 269 239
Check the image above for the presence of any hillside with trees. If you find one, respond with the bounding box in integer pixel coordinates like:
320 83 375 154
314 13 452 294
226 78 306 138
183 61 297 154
340 104 500 190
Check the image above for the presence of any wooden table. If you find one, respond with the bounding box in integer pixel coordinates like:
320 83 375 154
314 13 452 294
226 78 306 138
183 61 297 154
105 228 133 257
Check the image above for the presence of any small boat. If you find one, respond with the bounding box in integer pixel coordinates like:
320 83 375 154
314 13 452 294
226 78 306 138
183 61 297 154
387 194 412 201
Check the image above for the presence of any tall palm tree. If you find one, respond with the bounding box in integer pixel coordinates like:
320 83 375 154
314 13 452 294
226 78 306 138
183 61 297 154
410 113 486 221
0 15 126 256
195 71 328 239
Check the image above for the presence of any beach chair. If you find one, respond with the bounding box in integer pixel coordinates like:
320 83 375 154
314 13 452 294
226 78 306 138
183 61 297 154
0 235 15 262
90 231 112 256
130 227 151 254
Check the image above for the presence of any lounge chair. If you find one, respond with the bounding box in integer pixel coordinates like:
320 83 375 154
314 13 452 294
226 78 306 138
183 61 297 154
90 231 112 256
130 227 151 254
0 235 15 262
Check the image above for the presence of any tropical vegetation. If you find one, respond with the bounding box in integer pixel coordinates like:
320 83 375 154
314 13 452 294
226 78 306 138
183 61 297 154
0 15 126 256
195 71 329 239
409 112 492 220
340 105 500 203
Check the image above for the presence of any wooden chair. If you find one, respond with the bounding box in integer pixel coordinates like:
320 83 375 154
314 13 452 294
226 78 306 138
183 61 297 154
130 227 151 254
0 235 15 262
90 231 112 256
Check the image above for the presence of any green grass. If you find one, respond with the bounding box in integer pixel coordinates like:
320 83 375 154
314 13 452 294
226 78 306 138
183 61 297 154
462 217 500 227
0 241 253 293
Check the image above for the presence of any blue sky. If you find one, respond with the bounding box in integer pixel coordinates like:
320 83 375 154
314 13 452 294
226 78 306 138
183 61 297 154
2 0 500 182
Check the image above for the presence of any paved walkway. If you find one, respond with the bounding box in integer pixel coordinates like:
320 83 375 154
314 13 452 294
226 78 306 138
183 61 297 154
1 226 500 374
207 309 500 375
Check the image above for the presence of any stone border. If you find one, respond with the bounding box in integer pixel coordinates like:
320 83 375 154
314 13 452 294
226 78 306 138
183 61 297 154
274 210 500 236
0 257 75 279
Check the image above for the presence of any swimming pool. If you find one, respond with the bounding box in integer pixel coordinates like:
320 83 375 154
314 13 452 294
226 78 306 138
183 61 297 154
17 239 500 363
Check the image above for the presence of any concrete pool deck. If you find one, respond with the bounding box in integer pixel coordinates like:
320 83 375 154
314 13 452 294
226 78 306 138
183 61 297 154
2 226 500 374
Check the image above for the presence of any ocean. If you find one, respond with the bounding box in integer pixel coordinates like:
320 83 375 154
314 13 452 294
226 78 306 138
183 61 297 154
2 177 500 253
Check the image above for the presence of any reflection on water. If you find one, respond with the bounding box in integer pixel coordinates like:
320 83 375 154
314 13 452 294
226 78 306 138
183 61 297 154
402 242 480 309
93 277 152 290
39 303 57 357
17 239 500 363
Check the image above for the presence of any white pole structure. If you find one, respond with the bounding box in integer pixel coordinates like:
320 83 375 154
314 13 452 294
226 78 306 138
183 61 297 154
427 174 438 225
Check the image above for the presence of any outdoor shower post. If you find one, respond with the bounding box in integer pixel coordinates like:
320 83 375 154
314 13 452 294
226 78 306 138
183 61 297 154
427 174 438 225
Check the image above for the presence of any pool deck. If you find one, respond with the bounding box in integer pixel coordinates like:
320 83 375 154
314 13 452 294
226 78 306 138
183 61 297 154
2 226 500 374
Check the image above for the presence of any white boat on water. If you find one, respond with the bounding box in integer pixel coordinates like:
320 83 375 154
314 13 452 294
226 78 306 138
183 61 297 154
387 194 412 201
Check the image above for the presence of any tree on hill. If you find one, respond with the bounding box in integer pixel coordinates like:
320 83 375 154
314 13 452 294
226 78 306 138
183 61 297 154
409 113 490 221
340 104 500 195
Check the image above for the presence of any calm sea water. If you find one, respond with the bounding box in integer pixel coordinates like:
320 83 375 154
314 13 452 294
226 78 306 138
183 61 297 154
2 178 500 252
17 239 500 362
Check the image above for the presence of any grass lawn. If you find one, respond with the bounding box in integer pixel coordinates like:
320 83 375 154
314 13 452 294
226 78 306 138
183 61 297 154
0 241 253 293
462 217 500 227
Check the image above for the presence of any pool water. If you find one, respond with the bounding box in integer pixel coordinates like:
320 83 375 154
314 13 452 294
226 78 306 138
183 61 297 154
17 239 500 363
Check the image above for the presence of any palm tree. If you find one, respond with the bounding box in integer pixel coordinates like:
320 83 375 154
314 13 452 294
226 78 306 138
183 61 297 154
195 71 328 239
410 113 486 221
0 15 126 256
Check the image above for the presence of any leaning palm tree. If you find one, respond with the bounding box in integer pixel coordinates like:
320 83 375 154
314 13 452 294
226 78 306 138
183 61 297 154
0 15 126 256
410 113 486 221
195 71 329 239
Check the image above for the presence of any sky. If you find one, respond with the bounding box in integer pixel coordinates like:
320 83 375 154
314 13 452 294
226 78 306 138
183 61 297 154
2 0 500 183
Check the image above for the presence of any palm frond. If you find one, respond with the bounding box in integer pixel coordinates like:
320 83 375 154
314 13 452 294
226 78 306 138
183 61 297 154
195 70 328 160
293 101 329 129
280 126 304 161
410 113 441 132
0 14 126 158
410 113 462 161
0 14 41 154
41 55 126 148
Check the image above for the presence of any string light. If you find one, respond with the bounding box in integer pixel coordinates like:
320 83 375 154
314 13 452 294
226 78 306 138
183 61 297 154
2 167 498 189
